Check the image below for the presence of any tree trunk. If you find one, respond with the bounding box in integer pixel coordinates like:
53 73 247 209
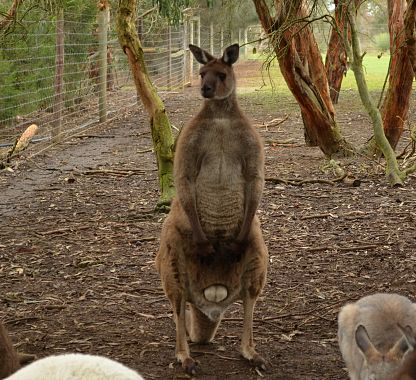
252 0 353 157
325 0 351 104
0 0 23 32
117 0 175 210
404 0 416 75
380 0 415 149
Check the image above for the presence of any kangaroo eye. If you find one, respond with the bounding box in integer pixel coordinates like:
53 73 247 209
218 73 226 81
200 72 205 78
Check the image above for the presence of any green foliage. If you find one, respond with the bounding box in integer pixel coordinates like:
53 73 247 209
200 0 259 29
152 0 192 25
374 32 389 53
0 18 56 122
0 1 97 124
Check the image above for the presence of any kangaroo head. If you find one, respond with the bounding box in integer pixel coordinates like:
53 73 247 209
189 44 239 100
355 324 413 380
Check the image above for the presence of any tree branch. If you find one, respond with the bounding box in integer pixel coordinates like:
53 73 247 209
345 1 404 186
0 0 23 32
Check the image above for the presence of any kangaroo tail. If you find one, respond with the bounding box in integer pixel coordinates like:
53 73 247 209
186 304 221 343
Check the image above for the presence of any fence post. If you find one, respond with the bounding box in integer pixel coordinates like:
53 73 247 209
98 1 109 123
196 16 201 47
53 7 64 142
244 27 248 58
210 21 214 55
220 28 224 50
189 19 194 84
167 25 172 90
183 19 188 88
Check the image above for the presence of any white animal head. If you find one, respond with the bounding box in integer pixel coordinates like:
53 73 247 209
355 324 414 380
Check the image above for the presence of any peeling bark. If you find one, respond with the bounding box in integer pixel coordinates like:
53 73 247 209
404 0 416 75
117 0 175 210
380 0 415 149
325 0 358 104
253 0 353 157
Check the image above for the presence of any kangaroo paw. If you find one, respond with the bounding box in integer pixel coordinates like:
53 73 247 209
182 357 198 375
241 345 267 371
249 353 267 371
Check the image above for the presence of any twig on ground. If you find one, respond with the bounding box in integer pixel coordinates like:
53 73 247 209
265 177 341 186
255 115 289 130
138 148 153 154
305 244 378 252
36 225 90 236
265 138 296 145
74 134 115 139
191 350 241 361
72 168 155 177
301 213 334 220
129 236 157 243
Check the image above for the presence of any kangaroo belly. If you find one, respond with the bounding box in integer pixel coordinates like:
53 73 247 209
196 182 244 239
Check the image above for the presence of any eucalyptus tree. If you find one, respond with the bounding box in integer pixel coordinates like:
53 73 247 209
253 0 353 156
378 0 416 149
117 0 191 210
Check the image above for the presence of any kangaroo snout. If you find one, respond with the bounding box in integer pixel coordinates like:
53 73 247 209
201 84 214 98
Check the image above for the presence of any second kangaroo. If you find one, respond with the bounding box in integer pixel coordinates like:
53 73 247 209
156 44 268 374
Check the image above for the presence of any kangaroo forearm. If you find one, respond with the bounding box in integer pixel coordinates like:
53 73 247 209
238 180 262 240
177 186 206 241
238 205 257 241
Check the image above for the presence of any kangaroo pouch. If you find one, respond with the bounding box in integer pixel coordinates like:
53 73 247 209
183 253 247 320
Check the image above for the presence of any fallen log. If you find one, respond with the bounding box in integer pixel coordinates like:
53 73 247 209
1 124 39 168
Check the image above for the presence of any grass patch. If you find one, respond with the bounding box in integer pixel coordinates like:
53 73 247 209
237 53 392 102
341 54 390 91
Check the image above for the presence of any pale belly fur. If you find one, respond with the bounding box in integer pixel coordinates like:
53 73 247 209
195 153 244 240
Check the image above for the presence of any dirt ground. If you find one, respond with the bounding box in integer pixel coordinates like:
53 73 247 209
1 60 416 380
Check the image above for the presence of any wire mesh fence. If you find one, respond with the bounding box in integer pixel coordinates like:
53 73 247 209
0 11 262 153
0 8 388 155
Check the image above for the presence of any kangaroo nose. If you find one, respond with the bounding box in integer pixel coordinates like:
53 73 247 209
201 84 214 98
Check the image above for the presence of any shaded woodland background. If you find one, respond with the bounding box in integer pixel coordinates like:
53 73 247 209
1 0 416 379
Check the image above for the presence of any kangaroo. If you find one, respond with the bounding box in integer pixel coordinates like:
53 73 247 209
338 293 416 380
0 322 21 379
156 44 268 374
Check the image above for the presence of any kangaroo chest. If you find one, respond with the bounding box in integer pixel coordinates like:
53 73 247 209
195 119 246 238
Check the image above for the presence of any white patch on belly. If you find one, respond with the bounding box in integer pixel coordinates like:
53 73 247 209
204 285 228 303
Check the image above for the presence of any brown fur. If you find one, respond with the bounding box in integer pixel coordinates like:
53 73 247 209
156 44 268 374
0 322 21 379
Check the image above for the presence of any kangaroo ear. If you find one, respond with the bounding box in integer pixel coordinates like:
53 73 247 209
189 44 215 65
397 324 416 351
355 325 380 361
222 44 239 65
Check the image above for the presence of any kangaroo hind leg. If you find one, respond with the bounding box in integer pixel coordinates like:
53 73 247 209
186 304 221 343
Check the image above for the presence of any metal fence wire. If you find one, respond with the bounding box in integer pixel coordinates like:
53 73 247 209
0 9 386 152
0 11 262 152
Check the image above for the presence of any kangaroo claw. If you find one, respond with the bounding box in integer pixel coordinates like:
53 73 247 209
182 357 198 375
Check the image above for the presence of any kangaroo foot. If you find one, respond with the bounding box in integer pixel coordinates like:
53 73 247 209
241 346 267 371
181 357 198 375
248 353 267 371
